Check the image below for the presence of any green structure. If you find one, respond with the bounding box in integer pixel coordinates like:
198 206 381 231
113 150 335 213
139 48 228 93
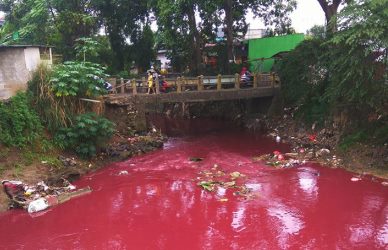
248 33 304 72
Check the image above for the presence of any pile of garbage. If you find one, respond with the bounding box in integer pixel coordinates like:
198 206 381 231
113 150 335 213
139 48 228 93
267 128 343 168
103 133 165 159
253 150 307 168
196 164 255 201
1 179 91 213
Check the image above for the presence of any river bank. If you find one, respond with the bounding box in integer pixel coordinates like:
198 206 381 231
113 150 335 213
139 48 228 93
0 131 165 212
244 109 388 180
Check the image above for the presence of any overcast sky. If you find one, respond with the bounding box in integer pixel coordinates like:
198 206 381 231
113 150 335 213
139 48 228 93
0 0 325 33
247 0 325 33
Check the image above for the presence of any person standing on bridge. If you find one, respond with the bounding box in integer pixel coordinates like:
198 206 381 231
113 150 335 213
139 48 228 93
147 71 154 94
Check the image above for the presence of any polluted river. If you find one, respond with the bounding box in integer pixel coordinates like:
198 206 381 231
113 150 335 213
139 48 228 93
0 118 387 249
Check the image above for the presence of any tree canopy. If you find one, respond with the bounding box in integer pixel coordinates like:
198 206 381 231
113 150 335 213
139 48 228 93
0 0 299 74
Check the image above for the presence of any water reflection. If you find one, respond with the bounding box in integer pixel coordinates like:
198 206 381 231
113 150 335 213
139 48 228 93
231 204 247 232
297 168 319 197
267 202 304 248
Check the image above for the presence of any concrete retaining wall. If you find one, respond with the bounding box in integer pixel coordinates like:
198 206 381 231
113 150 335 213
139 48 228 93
0 47 43 100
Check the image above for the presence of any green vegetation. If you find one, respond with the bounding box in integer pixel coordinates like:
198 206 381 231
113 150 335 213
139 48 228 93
0 36 116 158
0 93 43 147
278 0 388 148
51 61 108 98
55 113 115 158
0 0 296 75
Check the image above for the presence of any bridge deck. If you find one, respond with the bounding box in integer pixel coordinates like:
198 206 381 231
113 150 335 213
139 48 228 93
105 86 280 105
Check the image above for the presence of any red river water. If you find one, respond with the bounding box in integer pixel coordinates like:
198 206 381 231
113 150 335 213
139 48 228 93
1 118 387 249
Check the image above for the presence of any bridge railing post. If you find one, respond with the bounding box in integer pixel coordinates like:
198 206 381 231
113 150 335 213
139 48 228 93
271 73 275 88
235 73 240 89
253 73 258 88
217 74 222 91
120 78 125 93
155 74 160 94
131 79 137 95
181 76 186 92
177 77 182 93
198 75 203 91
141 77 146 93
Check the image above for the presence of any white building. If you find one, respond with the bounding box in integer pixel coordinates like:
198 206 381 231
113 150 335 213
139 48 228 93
156 50 171 70
0 45 53 100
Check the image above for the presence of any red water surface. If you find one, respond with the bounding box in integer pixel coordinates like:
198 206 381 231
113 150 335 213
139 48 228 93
1 119 387 249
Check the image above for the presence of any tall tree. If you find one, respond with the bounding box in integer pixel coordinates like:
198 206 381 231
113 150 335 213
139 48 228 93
0 0 53 44
154 0 204 75
252 0 297 36
217 0 297 73
131 25 156 72
91 0 149 70
316 0 352 33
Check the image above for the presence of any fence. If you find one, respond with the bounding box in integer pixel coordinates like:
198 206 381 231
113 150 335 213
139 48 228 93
107 73 280 95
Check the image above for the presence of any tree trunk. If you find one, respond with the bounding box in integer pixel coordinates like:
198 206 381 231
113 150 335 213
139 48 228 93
317 0 342 34
187 4 202 75
224 0 234 74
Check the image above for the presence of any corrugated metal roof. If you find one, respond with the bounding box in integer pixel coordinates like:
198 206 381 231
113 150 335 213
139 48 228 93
0 45 53 48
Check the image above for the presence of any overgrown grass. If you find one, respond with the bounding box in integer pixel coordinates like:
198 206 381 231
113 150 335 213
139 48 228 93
339 122 388 151
0 92 44 148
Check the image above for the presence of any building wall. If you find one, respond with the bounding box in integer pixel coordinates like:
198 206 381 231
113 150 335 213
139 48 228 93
156 51 170 69
248 34 305 72
24 47 41 71
0 47 42 99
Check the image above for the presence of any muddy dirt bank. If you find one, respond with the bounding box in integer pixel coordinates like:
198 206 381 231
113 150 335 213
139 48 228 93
0 132 164 212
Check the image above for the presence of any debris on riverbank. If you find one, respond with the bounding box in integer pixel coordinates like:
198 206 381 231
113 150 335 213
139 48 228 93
1 179 91 213
244 107 388 179
101 131 165 160
0 130 165 213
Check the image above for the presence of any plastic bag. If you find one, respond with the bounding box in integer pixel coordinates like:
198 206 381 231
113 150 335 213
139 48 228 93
27 198 49 213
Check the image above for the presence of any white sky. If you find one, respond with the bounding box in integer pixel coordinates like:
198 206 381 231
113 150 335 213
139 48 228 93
247 0 325 33
0 0 325 33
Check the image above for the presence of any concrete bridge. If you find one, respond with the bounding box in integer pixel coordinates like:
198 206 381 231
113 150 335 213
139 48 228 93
103 74 281 131
104 73 280 105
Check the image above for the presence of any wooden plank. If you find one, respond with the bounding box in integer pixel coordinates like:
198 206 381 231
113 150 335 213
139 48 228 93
57 186 92 204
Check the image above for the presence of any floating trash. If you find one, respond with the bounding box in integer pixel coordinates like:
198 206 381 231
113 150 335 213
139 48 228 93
189 157 204 162
118 170 129 176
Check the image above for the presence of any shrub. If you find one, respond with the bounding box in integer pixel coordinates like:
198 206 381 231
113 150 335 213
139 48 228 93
50 61 109 98
0 93 43 147
55 113 115 158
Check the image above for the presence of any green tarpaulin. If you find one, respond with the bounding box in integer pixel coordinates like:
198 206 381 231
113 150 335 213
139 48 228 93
248 34 304 72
